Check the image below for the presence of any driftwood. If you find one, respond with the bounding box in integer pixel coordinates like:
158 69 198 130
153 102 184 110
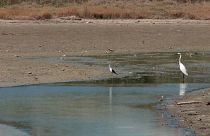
176 101 202 105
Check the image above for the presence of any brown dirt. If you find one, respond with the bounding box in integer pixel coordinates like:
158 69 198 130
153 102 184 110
165 89 210 136
0 19 210 87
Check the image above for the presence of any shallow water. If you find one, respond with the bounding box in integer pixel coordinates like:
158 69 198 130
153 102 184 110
28 52 210 83
71 52 210 83
0 83 209 136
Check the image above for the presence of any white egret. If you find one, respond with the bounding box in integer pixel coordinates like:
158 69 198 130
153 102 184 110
109 64 118 75
177 53 188 82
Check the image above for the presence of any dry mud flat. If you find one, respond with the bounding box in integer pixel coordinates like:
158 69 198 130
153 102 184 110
0 19 210 87
165 89 210 136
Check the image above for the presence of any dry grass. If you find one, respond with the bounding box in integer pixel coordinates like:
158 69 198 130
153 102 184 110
165 3 210 19
57 6 151 19
0 7 53 20
0 1 210 20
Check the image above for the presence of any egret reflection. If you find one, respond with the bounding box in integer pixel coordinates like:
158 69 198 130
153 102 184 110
179 83 187 96
109 87 112 105
108 87 113 112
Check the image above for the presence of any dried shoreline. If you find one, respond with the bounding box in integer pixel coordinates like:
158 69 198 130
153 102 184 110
164 89 210 136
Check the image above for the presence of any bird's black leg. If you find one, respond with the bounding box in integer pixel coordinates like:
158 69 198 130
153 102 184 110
182 74 184 83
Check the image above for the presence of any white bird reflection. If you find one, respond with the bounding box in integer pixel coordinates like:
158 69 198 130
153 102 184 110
108 87 113 112
109 87 112 105
179 83 187 96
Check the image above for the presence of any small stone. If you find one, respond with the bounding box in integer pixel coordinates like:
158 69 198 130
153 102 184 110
14 55 20 58
86 21 93 24
28 72 32 75
108 48 114 51
206 102 210 105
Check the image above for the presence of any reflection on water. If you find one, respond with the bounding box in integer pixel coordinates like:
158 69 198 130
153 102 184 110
0 84 208 136
109 87 112 105
179 83 187 96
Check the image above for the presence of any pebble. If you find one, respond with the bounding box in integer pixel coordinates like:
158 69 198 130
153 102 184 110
28 72 32 74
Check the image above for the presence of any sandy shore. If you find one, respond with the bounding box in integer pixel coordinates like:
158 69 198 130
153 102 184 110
1 19 210 134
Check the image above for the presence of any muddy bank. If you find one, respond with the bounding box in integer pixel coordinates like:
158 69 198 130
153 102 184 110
1 19 210 87
164 89 210 136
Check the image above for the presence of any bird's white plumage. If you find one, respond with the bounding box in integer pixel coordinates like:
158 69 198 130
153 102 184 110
109 64 117 75
178 53 188 76
109 64 112 72
179 62 188 76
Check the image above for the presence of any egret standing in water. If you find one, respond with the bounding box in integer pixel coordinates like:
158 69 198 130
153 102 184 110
109 64 118 75
177 53 188 83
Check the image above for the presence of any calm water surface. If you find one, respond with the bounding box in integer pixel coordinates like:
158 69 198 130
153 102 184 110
2 52 210 136
0 84 209 136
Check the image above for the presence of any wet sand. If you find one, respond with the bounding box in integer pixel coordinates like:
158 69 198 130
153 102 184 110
1 19 210 135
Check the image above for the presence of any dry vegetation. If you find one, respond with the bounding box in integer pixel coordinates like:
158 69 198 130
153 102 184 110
0 0 210 20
